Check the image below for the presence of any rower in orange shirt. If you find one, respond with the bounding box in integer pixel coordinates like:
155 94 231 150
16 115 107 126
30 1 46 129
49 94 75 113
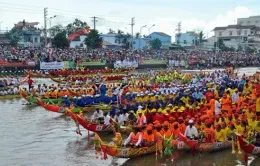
203 120 216 143
143 125 156 147
160 121 172 139
252 85 257 101
178 117 186 134
220 93 231 114
171 122 180 139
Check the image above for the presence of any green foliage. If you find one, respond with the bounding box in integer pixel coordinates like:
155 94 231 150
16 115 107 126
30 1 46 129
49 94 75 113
6 29 22 47
66 19 88 35
150 38 162 49
237 45 243 51
49 24 64 38
135 32 140 38
199 31 205 43
115 30 131 49
84 29 102 49
52 31 69 48
245 46 256 53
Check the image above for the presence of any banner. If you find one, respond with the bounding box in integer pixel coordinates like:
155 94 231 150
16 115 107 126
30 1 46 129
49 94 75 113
113 60 138 68
40 61 64 70
63 61 76 69
26 61 36 66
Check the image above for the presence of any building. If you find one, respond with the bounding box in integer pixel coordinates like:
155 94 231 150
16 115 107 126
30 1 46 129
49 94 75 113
147 32 171 49
69 35 87 48
100 33 122 49
213 24 260 49
0 33 10 45
175 31 199 47
13 20 41 47
133 38 151 50
237 16 260 27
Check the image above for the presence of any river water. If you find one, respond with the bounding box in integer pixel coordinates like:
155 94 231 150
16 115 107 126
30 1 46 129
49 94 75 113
1 68 260 166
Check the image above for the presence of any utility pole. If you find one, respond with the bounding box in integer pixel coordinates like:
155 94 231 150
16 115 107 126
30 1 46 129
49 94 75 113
44 7 48 46
91 16 99 30
130 17 135 50
175 22 181 45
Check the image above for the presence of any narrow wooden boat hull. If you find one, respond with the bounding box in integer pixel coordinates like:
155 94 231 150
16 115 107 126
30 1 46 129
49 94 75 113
94 133 156 158
67 109 132 133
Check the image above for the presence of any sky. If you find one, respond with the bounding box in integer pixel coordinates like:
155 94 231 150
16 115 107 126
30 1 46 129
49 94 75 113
0 0 259 40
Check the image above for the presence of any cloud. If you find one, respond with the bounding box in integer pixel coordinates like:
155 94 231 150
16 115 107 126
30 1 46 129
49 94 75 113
181 6 253 37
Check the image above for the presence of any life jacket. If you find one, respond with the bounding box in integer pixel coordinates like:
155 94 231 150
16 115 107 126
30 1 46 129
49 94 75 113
143 132 155 142
130 132 141 144
45 91 50 98
179 123 186 134
161 129 172 139
51 91 58 99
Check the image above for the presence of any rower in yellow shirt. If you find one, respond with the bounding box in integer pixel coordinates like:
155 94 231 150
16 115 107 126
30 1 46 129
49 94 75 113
215 124 226 142
135 94 142 103
221 122 231 140
180 94 190 105
248 115 258 131
149 93 156 102
235 120 245 136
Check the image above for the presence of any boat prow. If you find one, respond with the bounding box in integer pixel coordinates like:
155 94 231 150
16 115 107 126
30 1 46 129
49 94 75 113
236 133 260 155
19 88 28 99
37 98 61 113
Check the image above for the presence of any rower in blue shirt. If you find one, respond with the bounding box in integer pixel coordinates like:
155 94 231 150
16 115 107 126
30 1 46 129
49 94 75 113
64 95 70 107
103 94 111 105
94 94 101 104
77 97 85 107
73 96 78 107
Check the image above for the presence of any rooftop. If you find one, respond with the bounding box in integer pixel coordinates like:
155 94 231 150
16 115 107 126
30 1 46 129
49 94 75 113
213 25 258 31
151 32 171 37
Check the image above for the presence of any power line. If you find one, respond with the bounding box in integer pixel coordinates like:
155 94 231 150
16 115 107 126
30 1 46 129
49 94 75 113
0 9 42 14
0 4 42 11
0 2 43 8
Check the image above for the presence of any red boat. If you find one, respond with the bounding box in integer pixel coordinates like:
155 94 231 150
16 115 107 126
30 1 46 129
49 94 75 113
66 109 132 134
237 134 260 155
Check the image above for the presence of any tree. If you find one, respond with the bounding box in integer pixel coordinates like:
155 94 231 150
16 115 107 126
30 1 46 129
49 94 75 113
84 29 102 49
237 45 243 51
135 32 140 38
52 31 69 48
6 28 22 47
66 19 88 35
108 28 115 33
49 24 64 38
214 38 227 51
150 38 162 49
199 31 205 43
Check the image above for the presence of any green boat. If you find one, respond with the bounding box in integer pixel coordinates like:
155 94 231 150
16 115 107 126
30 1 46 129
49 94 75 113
19 88 64 104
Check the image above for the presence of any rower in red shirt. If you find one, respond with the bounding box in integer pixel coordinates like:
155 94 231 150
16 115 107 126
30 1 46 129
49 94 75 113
28 77 33 91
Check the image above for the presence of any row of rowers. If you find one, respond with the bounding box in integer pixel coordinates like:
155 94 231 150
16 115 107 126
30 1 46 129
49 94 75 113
109 113 260 147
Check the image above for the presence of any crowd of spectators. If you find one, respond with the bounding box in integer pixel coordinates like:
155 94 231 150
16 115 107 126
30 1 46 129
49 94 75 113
1 45 260 68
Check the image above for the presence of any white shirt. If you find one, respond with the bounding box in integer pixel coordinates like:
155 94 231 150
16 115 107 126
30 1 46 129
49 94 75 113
124 132 142 146
114 114 124 124
184 126 198 139
232 92 239 103
215 100 221 115
92 110 104 119
122 113 129 122
104 115 111 125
